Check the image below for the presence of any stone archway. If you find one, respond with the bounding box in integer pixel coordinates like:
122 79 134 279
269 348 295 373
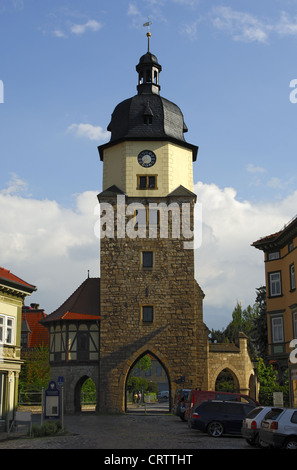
215 367 240 393
124 350 171 413
74 375 97 412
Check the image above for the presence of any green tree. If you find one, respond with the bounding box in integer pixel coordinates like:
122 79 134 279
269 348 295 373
256 358 289 406
210 287 268 362
251 286 268 363
19 346 50 401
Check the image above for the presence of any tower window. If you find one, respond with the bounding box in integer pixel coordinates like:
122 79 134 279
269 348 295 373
142 306 153 323
142 251 153 268
137 175 157 190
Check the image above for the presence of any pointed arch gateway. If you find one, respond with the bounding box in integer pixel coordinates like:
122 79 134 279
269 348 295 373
125 350 171 413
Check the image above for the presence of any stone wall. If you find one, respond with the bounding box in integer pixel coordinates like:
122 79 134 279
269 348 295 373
99 194 209 412
50 364 99 414
208 333 255 396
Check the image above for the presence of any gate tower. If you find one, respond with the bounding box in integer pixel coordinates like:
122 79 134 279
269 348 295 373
98 37 209 412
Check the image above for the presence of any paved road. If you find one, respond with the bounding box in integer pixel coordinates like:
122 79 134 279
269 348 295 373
0 408 257 450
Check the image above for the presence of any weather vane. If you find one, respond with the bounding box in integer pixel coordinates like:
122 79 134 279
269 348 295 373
143 18 152 52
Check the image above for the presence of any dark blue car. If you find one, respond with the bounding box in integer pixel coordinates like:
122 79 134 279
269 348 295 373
189 400 256 437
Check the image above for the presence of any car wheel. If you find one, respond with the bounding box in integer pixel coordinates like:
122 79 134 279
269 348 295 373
245 438 255 446
207 421 224 437
283 437 297 449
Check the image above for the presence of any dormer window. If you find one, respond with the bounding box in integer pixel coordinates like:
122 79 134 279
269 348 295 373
144 116 152 125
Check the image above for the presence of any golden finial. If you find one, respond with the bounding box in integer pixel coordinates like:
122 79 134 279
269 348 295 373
143 18 152 52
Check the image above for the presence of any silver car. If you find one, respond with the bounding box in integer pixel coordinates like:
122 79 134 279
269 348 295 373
259 407 297 449
241 406 273 447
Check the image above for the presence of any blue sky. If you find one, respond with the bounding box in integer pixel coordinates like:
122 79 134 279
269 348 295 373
1 0 297 330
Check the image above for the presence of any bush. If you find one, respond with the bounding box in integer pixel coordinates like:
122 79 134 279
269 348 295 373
30 420 65 438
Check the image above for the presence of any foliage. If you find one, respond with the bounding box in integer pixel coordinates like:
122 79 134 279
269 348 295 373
19 346 50 402
210 287 268 362
126 355 158 396
30 420 65 438
215 370 235 392
127 376 149 393
251 287 268 363
81 378 96 404
209 288 289 402
256 358 289 406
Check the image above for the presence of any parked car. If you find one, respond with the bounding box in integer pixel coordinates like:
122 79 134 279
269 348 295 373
173 389 191 421
157 391 169 400
184 389 258 421
241 406 273 447
189 400 256 437
260 407 297 449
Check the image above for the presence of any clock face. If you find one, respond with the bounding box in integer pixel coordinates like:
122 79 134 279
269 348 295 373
137 150 156 168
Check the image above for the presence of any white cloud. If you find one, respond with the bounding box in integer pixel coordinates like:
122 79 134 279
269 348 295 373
211 7 297 44
0 186 100 314
67 123 110 142
276 11 297 36
53 30 66 38
246 163 266 174
180 19 201 40
211 6 269 44
1 172 29 196
127 2 142 18
1 175 296 329
267 176 284 189
71 20 102 35
194 181 297 328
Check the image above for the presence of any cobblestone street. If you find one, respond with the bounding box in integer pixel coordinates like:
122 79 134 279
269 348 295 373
0 410 256 450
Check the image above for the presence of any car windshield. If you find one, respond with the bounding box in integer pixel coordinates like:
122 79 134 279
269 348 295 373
264 408 284 420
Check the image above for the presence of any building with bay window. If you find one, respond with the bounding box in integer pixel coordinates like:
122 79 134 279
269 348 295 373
0 267 36 431
253 215 297 407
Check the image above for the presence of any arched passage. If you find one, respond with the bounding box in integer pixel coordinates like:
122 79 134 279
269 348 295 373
74 375 97 412
215 368 240 393
125 351 171 413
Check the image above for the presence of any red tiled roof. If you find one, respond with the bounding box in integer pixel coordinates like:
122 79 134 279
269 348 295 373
41 277 100 324
252 214 297 250
61 311 100 321
22 309 49 348
0 267 36 293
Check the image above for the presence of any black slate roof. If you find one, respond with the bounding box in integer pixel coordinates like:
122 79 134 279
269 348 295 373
107 93 188 143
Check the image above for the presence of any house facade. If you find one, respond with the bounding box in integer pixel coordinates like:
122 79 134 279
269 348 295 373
0 267 36 431
253 215 297 407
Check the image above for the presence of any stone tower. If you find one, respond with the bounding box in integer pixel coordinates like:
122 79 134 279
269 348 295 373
97 39 209 413
98 37 208 411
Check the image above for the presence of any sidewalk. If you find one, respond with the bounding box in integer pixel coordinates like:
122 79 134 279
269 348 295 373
0 401 170 442
0 411 41 441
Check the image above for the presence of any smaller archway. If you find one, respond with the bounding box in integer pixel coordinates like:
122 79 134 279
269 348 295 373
74 376 97 412
125 351 171 413
215 368 240 393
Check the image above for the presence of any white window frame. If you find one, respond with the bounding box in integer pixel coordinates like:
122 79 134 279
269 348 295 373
0 315 15 345
268 251 280 260
271 316 284 343
269 271 282 297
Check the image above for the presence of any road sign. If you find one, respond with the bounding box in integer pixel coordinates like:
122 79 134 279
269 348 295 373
44 381 60 420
